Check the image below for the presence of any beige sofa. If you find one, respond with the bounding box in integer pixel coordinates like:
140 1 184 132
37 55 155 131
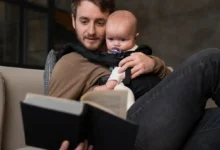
0 65 217 150
0 66 43 150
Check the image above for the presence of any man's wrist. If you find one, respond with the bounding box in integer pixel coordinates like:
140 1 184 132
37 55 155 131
149 55 171 78
149 56 156 73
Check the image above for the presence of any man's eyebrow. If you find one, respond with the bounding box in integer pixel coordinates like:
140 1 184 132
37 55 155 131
79 16 88 20
95 18 106 22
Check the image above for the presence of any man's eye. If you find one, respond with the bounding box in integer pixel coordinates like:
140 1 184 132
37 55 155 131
97 21 105 26
81 20 88 25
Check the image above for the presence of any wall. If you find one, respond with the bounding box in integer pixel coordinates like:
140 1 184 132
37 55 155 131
55 0 72 12
116 0 220 67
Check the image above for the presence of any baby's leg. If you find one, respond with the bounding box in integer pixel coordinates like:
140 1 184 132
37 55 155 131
94 80 118 91
94 85 111 91
114 83 135 110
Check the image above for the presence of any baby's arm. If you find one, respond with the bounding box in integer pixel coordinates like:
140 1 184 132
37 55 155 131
94 67 124 91
108 67 124 82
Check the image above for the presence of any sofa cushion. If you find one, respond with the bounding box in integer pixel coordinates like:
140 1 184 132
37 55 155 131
0 72 5 149
0 66 44 150
16 146 44 150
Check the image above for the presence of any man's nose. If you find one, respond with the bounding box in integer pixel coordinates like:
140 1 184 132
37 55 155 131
88 24 95 35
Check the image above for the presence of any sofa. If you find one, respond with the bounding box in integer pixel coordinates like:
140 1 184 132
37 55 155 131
0 66 43 150
0 65 217 150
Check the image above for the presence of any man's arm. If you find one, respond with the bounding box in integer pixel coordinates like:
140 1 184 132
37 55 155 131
118 52 171 79
94 67 124 91
150 55 171 78
48 56 84 99
48 53 111 99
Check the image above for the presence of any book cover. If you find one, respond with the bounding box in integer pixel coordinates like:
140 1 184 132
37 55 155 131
21 93 138 150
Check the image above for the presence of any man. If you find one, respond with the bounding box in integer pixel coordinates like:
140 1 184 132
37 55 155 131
48 0 170 100
50 0 220 150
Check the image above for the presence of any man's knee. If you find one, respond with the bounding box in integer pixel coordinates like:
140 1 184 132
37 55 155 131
185 48 220 66
194 48 220 59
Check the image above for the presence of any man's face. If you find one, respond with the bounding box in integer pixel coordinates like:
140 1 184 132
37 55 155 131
72 1 110 51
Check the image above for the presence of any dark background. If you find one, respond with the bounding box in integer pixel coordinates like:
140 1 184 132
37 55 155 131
1 0 220 68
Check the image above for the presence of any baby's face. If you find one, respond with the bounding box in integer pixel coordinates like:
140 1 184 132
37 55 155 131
106 21 137 51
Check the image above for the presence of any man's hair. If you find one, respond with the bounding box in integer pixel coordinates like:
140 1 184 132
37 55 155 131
71 0 115 17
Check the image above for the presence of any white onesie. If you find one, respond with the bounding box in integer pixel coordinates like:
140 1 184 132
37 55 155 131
107 45 138 83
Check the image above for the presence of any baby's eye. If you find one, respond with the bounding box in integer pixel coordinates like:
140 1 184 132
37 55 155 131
108 38 113 41
121 39 126 41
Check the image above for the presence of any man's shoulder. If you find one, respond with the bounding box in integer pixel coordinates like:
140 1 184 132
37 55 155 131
56 52 86 66
61 52 85 60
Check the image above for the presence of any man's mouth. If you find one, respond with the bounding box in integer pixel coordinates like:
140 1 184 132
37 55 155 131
85 37 98 41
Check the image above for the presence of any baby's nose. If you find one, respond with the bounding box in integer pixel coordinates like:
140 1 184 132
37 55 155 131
113 40 120 47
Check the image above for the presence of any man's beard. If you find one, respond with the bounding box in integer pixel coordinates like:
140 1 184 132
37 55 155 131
74 31 106 52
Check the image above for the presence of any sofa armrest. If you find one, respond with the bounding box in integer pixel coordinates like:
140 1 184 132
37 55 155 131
0 72 5 149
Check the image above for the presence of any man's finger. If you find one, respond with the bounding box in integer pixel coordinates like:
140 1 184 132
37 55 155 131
83 140 88 150
132 69 144 79
75 142 84 150
131 64 142 75
88 145 94 150
119 56 134 67
119 61 136 73
59 141 69 150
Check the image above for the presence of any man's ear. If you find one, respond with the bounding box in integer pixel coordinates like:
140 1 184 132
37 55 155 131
72 14 76 29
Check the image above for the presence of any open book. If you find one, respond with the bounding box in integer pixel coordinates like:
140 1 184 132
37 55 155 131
20 91 138 150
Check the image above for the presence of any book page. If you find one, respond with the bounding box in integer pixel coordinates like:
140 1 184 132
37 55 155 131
80 90 128 119
24 93 84 116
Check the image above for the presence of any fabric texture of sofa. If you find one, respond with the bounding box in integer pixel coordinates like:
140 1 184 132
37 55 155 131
0 66 43 150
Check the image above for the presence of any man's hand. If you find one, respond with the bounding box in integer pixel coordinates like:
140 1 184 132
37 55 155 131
59 140 93 150
60 141 69 150
119 52 155 79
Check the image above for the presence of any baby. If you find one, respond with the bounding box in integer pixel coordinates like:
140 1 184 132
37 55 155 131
94 10 140 91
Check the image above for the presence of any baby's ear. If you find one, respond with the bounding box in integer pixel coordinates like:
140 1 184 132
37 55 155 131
135 33 139 39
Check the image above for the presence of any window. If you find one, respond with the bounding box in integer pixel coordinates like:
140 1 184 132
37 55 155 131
0 0 51 68
0 0 75 69
24 9 48 66
0 2 19 64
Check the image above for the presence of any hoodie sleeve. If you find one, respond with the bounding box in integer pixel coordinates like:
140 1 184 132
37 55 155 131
150 56 171 78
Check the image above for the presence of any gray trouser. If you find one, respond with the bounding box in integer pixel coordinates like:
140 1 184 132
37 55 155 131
128 48 220 150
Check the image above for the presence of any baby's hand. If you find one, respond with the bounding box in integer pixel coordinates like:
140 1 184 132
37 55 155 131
94 85 112 91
